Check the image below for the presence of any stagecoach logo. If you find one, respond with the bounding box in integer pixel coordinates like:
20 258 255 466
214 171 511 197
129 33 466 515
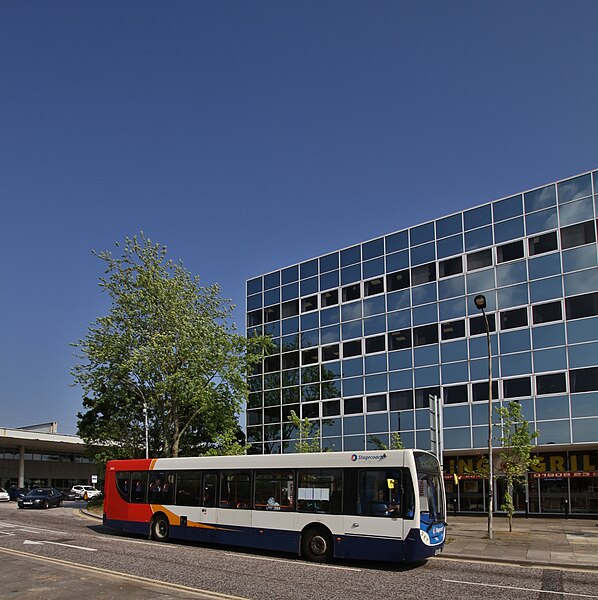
351 453 387 462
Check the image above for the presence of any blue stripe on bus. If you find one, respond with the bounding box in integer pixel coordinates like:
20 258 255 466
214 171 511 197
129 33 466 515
104 518 444 562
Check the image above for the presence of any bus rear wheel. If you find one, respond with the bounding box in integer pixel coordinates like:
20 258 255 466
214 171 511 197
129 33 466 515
151 515 169 542
302 527 333 563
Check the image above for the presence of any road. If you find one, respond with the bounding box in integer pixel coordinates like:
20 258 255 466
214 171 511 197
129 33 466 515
1 502 598 600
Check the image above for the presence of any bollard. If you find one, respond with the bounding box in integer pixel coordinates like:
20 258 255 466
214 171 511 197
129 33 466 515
453 497 457 517
564 498 569 519
525 499 529 519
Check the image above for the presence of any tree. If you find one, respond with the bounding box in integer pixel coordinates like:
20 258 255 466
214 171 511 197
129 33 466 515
368 432 404 450
496 401 539 532
72 233 272 462
288 410 324 453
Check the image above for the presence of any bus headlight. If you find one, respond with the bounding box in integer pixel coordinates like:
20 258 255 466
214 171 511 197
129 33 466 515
420 529 430 545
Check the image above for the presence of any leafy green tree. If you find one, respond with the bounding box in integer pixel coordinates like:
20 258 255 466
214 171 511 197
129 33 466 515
288 410 324 453
368 432 404 450
72 233 272 462
496 401 539 531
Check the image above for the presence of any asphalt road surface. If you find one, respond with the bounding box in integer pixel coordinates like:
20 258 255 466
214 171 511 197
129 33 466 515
1 502 598 600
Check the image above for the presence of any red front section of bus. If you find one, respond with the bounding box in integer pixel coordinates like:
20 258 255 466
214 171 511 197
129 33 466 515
104 459 154 527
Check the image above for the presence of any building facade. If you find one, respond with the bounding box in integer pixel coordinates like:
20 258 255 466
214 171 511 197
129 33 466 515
245 169 598 515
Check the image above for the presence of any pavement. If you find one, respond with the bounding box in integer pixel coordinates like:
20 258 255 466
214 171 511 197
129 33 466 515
2 511 598 600
442 514 598 569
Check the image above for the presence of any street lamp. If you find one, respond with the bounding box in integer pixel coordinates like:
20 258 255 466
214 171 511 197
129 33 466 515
474 294 493 540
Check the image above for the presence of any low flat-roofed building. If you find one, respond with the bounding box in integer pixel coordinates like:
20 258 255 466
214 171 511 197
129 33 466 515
0 423 98 491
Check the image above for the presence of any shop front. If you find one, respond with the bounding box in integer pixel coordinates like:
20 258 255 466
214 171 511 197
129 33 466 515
444 450 598 516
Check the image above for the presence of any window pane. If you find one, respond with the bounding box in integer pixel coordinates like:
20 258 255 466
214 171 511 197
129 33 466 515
503 377 531 398
560 221 596 250
529 231 558 256
533 301 562 324
500 307 528 330
524 184 556 212
536 373 566 395
497 240 524 263
297 469 342 514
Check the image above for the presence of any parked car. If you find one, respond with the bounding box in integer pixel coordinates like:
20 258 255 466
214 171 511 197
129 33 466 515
58 488 78 501
0 488 9 502
70 485 101 500
8 486 29 501
17 487 63 509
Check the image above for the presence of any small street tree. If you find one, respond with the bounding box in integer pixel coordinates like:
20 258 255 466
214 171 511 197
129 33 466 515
72 233 272 463
496 401 539 531
288 410 324 453
368 432 404 450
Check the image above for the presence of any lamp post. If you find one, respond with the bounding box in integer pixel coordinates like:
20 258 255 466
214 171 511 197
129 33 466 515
143 401 149 460
474 294 493 540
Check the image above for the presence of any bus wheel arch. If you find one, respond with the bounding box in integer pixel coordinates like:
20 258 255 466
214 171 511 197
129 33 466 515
151 512 170 542
301 524 333 563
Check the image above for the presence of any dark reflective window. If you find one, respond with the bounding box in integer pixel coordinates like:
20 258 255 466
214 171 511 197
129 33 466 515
344 397 363 415
342 284 361 302
365 277 384 297
570 367 598 392
341 245 361 267
321 290 338 307
500 307 528 330
497 240 524 263
439 256 463 278
557 174 592 203
472 380 499 402
390 390 414 410
464 205 491 230
301 348 318 365
559 197 594 227
363 258 384 278
537 373 566 395
264 288 280 306
282 300 298 318
247 310 262 327
503 377 531 398
411 262 436 286
529 231 558 256
323 400 341 417
341 264 361 285
319 252 339 273
264 355 280 373
282 352 299 369
282 266 298 284
322 344 339 362
247 278 262 295
441 319 465 340
415 386 440 408
465 225 493 251
386 250 409 272
443 384 468 405
524 184 556 212
560 221 596 250
367 394 387 412
365 335 385 355
494 218 524 244
436 214 462 238
413 324 438 346
300 260 318 279
300 277 318 296
264 272 280 290
319 270 339 291
301 296 318 312
388 329 412 350
493 195 522 221
411 242 436 265
533 301 562 324
467 249 493 271
526 207 558 235
470 313 496 335
387 269 410 292
410 222 435 246
566 292 598 319
363 238 384 260
385 231 408 253
343 340 362 358
437 234 463 259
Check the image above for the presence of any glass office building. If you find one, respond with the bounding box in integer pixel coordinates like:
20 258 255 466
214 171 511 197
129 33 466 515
246 169 598 515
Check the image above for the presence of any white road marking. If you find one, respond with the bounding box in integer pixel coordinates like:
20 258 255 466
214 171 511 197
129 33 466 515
223 552 361 571
23 539 97 552
443 578 598 598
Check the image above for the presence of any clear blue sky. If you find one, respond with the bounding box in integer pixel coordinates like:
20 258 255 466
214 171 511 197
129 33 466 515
1 1 597 434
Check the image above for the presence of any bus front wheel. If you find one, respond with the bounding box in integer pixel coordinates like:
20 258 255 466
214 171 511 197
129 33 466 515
151 515 170 542
301 527 333 563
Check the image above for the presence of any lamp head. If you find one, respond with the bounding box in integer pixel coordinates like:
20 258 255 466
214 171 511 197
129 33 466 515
474 294 487 310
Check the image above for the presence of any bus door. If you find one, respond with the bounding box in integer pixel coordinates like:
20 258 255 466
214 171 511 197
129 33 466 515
346 470 408 541
197 472 219 542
